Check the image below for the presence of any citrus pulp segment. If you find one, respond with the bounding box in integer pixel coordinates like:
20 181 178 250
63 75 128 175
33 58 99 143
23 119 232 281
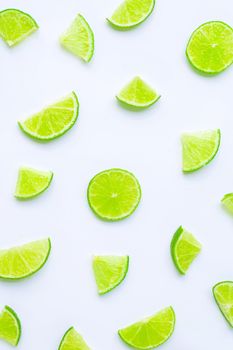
221 193 233 215
0 306 21 346
213 281 233 327
59 327 90 350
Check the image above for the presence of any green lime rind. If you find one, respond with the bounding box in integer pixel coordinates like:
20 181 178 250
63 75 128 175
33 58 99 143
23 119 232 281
0 238 51 280
186 21 233 75
0 9 38 47
58 327 90 350
15 167 53 200
0 306 21 346
213 281 233 327
87 168 141 222
221 193 233 215
18 92 79 142
118 306 176 350
93 255 129 295
170 226 202 275
107 0 155 30
181 129 221 173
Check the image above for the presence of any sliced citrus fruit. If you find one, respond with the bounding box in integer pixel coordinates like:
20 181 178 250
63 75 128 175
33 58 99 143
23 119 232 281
59 327 90 350
221 193 233 215
60 14 94 62
0 306 21 346
18 92 79 141
186 21 233 74
118 306 175 349
116 76 160 109
0 9 38 47
93 255 129 295
87 168 141 221
108 0 155 30
0 238 51 280
181 129 221 172
15 167 53 200
213 281 233 327
170 226 201 275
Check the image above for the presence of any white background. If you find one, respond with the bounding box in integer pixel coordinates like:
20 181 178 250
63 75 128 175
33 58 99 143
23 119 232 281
0 0 233 349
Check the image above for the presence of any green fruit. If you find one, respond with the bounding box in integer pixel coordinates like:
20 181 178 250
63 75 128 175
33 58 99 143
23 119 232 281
0 306 21 346
59 327 90 350
213 281 233 327
221 193 233 215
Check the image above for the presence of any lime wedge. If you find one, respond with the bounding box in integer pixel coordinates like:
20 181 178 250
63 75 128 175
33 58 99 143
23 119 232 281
87 168 141 221
116 77 160 109
93 256 129 295
213 281 233 327
186 21 233 75
118 306 175 349
60 14 94 62
221 193 233 215
15 167 53 200
18 92 79 141
59 327 90 350
0 238 51 280
181 129 221 172
0 9 38 47
0 306 21 346
170 226 201 275
108 0 155 29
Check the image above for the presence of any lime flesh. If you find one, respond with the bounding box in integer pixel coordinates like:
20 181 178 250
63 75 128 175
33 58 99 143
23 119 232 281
221 193 233 215
0 306 21 346
93 256 129 294
0 9 38 46
186 21 233 74
118 306 175 349
213 281 233 327
59 327 90 350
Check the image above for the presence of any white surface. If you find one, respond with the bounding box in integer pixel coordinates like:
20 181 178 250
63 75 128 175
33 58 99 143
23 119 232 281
0 0 233 348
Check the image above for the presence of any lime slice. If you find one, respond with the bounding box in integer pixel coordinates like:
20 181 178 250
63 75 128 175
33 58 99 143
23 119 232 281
93 255 129 295
59 327 90 350
116 77 160 109
213 281 233 327
186 21 233 74
60 14 94 62
0 9 38 47
0 306 21 346
0 238 51 280
87 168 141 221
118 306 175 349
221 193 233 215
108 0 155 30
181 129 221 172
15 167 53 200
170 226 201 275
18 92 79 142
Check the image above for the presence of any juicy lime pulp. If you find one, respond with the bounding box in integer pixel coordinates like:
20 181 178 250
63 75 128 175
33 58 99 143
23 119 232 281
0 9 38 46
186 21 233 74
15 167 53 200
116 76 160 109
18 92 79 141
59 327 90 350
87 168 141 221
118 306 175 350
170 226 202 275
221 193 233 215
93 256 129 295
0 306 21 346
0 238 51 280
181 129 221 172
213 281 233 327
60 14 94 62
107 0 155 30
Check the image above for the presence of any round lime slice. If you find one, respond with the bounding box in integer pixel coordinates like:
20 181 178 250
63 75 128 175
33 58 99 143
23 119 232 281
170 226 202 275
118 306 175 349
0 9 38 47
107 0 155 30
93 255 129 295
59 327 90 350
213 281 233 327
18 92 79 142
87 168 141 221
186 21 233 74
15 167 53 200
0 238 51 280
60 14 94 62
181 129 221 172
116 77 160 109
0 306 21 346
221 193 233 215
